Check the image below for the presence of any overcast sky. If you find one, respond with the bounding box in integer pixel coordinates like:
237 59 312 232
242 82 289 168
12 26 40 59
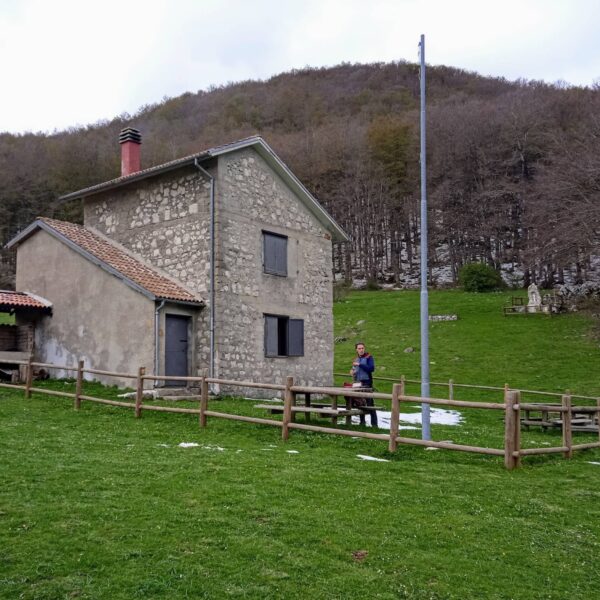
1 0 599 134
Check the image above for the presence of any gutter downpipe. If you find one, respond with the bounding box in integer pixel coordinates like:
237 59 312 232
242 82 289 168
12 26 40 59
154 299 166 385
194 159 216 387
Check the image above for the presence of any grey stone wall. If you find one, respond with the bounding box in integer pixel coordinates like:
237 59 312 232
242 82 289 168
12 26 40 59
214 147 334 396
83 167 212 376
81 150 336 396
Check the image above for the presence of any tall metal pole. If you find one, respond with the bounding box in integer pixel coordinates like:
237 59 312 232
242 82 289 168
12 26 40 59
419 34 431 440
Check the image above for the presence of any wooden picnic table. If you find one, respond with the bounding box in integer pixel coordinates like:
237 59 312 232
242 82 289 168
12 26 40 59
255 387 382 427
521 403 599 433
306 387 379 427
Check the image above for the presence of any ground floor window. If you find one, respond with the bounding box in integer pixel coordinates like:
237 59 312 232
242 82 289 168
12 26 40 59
264 314 304 357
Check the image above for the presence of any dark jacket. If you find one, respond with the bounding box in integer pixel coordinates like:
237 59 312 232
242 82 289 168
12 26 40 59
354 353 375 386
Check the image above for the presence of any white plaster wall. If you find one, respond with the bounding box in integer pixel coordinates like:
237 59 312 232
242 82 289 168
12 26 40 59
16 231 155 387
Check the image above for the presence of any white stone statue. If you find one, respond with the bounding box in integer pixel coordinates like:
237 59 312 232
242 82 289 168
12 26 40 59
527 283 542 308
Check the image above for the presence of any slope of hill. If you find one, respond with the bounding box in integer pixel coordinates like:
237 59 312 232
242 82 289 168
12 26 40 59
1 61 599 288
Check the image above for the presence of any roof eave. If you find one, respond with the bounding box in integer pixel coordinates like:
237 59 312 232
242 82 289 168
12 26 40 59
56 136 349 242
58 151 210 202
208 137 349 242
158 298 205 308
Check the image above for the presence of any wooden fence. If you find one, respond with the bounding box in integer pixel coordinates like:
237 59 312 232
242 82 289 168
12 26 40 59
334 372 600 403
1 358 599 470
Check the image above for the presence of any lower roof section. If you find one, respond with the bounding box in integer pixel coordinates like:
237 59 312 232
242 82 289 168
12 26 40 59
0 290 53 315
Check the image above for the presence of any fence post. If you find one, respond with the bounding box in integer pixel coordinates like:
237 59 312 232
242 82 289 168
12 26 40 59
282 376 294 442
448 378 454 400
200 375 209 428
135 366 145 418
597 397 600 445
389 382 402 452
562 392 572 459
25 356 33 399
75 359 84 410
514 390 522 468
504 390 518 470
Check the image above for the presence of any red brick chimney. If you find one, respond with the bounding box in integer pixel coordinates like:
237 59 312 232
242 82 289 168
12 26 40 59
119 127 142 176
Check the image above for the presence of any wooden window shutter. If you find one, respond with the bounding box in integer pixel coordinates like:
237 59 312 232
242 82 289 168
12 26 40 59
264 315 278 356
288 319 304 356
263 231 287 276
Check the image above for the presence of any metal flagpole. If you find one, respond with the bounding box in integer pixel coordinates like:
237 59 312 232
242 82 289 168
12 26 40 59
419 34 431 440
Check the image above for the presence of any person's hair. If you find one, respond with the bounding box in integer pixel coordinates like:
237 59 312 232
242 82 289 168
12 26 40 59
355 342 365 348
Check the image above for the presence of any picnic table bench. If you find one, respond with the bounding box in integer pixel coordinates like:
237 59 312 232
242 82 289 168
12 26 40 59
521 403 599 433
255 389 384 427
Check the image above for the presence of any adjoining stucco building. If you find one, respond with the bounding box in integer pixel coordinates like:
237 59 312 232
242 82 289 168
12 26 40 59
6 132 348 394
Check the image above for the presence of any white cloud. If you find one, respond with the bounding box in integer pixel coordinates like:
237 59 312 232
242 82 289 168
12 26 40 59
1 0 599 134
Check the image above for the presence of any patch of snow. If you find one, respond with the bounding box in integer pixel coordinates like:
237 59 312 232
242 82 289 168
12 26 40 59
179 442 199 448
157 443 170 447
202 445 225 451
244 397 282 403
118 389 158 399
287 450 300 454
587 461 600 466
349 407 462 429
402 406 463 426
357 455 390 463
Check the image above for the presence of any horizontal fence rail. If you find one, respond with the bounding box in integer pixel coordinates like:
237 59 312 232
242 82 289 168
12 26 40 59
1 360 599 470
333 372 599 401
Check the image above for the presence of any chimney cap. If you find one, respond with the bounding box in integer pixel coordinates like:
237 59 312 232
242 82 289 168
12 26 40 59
119 127 142 145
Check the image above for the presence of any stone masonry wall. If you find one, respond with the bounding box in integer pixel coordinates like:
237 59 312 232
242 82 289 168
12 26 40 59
83 167 212 375
215 147 334 396
81 151 336 395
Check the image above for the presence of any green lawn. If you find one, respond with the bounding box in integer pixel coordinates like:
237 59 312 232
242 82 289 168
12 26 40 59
1 290 600 599
0 313 15 325
334 290 600 397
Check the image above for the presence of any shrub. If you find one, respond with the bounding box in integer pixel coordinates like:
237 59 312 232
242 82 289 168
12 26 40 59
333 282 351 303
365 278 380 291
458 262 504 292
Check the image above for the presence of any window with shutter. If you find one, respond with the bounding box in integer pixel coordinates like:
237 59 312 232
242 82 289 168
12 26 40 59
264 314 304 357
263 231 287 276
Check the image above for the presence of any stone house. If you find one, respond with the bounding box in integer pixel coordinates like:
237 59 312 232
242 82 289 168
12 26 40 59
6 132 348 394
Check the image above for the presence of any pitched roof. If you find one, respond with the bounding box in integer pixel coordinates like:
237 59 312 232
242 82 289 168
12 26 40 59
6 218 203 306
58 136 349 242
0 290 52 313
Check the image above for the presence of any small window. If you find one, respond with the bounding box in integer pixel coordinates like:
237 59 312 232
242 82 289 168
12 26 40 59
263 231 287 276
264 315 304 357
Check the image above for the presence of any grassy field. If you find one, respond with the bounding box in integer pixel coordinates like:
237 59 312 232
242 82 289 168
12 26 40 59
1 290 600 599
0 313 15 325
334 290 600 396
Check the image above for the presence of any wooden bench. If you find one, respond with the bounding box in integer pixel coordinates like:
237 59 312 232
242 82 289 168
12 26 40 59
521 404 599 433
253 403 384 426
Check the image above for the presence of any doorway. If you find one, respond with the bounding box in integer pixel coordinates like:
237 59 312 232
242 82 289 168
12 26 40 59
165 314 190 386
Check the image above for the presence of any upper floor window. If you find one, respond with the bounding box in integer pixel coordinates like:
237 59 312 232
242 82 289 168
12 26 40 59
263 231 287 276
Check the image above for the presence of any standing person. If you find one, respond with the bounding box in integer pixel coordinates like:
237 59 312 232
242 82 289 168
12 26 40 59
351 342 375 387
350 342 377 426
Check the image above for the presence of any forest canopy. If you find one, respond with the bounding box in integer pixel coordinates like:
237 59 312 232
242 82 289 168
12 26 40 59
1 61 599 288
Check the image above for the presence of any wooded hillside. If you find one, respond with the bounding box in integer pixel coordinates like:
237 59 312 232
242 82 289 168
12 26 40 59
1 61 599 288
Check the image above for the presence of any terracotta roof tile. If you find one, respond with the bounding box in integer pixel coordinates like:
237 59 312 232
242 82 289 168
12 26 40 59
0 290 51 310
39 218 202 305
